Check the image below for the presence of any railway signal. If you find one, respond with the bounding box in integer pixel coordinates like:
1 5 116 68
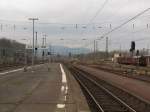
130 41 135 56
131 41 135 50
136 50 140 56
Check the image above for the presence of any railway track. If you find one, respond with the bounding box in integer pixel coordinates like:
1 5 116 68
68 65 150 112
89 65 150 83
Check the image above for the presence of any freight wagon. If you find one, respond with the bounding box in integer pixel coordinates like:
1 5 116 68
117 56 150 66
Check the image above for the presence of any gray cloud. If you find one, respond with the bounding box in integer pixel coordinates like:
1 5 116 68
0 0 150 51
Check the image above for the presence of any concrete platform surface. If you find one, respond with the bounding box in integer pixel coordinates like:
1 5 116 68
0 63 90 112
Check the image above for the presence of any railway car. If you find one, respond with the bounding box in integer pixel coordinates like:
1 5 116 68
117 57 138 65
139 56 147 66
117 56 149 66
139 55 150 66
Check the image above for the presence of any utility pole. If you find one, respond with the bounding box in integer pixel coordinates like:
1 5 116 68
42 37 45 48
93 40 98 53
42 34 47 62
49 44 52 63
93 40 96 61
106 37 108 59
75 24 78 29
28 18 39 69
96 40 98 52
42 36 45 62
94 40 96 53
13 24 16 32
44 35 47 47
21 39 28 72
42 34 47 47
44 35 47 61
119 43 122 55
1 24 2 32
94 40 98 60
35 32 38 62
35 32 38 48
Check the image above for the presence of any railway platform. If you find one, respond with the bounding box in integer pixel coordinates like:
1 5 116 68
0 63 90 112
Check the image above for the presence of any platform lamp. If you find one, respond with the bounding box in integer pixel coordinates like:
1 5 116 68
28 18 39 71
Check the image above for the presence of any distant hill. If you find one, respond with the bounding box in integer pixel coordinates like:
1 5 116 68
50 45 91 55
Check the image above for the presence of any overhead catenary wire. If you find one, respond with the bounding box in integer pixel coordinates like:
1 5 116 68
113 26 149 39
89 0 109 24
100 8 150 39
79 0 109 36
50 0 109 48
78 8 150 52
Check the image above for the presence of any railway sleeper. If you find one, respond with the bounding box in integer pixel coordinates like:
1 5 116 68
70 67 135 112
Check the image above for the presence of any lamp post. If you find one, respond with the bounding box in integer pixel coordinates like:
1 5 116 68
28 18 39 69
21 39 29 71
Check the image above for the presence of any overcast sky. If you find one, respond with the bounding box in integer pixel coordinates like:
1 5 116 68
0 0 150 51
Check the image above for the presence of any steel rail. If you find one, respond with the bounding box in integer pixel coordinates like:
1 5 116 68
90 65 150 83
70 67 136 112
73 69 104 112
73 66 150 112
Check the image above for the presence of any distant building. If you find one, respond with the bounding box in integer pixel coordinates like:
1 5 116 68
113 53 120 62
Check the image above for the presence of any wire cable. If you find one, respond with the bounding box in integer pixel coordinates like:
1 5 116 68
89 0 109 24
79 0 109 36
100 8 150 39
